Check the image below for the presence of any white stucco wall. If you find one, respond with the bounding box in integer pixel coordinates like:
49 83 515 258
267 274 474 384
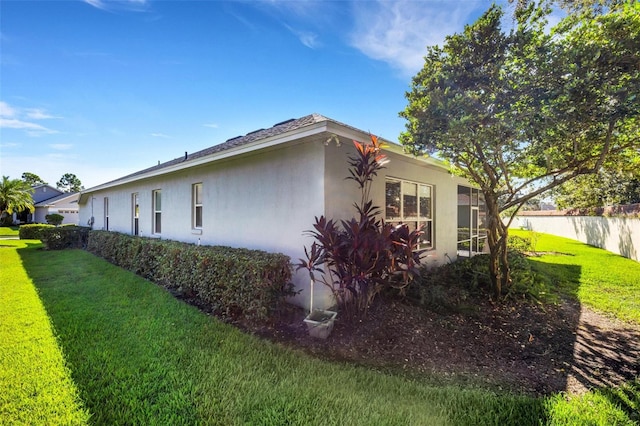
323 141 467 268
80 139 328 308
79 126 475 311
511 215 640 262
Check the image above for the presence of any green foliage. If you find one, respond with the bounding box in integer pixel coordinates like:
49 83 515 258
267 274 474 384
0 214 14 227
19 223 54 240
507 234 534 253
554 158 640 208
413 251 553 311
399 2 640 298
45 213 65 226
56 173 83 193
41 226 90 250
298 136 423 319
0 175 35 218
21 172 47 186
87 231 294 323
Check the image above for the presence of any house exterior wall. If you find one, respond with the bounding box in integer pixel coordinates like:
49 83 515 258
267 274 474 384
324 142 468 268
79 121 475 311
80 139 327 307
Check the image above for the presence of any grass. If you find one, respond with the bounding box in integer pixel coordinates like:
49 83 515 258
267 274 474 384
2 236 639 425
0 225 19 237
511 229 640 323
0 239 90 425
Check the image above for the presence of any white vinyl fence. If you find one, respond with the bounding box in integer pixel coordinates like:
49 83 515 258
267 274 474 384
511 213 640 263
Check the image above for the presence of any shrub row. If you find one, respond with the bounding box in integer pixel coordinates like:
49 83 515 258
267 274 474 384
19 224 55 240
86 231 294 323
41 226 91 250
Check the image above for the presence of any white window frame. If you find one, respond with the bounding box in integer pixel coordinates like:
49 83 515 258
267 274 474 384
192 183 203 229
457 185 487 258
153 190 162 235
385 177 434 249
104 197 109 231
132 193 139 236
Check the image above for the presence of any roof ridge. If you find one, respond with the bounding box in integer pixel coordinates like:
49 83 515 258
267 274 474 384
93 113 332 187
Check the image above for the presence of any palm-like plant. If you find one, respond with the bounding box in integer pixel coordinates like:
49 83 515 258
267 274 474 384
0 176 35 221
298 136 424 320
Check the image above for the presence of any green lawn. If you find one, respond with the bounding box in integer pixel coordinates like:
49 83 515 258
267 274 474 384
2 237 638 425
0 239 90 425
511 229 640 323
0 226 19 237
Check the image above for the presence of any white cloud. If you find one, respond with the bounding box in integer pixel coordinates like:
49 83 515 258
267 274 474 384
25 108 61 120
150 132 171 138
83 0 149 12
203 123 219 129
0 118 57 135
0 102 60 136
285 24 320 49
0 101 16 117
0 142 21 149
349 0 486 76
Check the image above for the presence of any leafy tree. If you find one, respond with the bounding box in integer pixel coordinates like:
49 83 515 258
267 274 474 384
56 173 83 193
554 154 640 208
0 176 35 221
400 2 640 298
21 172 47 187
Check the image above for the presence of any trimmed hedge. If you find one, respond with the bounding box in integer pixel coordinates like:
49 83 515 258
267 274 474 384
19 224 55 240
86 231 294 322
41 226 91 250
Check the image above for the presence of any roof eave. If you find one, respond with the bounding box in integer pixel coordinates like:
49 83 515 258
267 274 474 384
79 121 331 204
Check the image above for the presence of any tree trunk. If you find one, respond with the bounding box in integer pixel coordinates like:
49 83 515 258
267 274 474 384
483 192 511 299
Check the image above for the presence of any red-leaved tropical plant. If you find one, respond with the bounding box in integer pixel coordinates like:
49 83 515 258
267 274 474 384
297 135 425 319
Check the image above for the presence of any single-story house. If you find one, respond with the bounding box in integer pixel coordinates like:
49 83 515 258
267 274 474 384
12 184 79 225
78 114 486 309
33 192 80 225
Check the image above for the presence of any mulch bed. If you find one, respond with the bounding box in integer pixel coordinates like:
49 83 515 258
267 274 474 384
242 295 640 397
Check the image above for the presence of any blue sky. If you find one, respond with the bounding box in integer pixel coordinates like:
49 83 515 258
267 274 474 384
1 0 516 188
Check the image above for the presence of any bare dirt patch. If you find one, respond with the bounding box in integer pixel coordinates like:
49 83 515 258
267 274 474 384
244 296 640 396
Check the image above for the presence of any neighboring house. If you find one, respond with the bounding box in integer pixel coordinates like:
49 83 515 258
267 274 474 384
34 192 80 225
12 184 80 225
14 185 60 223
78 114 486 309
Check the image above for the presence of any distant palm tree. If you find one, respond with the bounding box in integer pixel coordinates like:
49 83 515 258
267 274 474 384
0 176 35 222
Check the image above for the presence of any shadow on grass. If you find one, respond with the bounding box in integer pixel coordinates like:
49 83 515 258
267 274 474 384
16 246 202 425
15 242 639 424
530 255 640 418
600 380 640 423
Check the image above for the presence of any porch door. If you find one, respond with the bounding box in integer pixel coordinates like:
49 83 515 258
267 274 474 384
132 193 139 235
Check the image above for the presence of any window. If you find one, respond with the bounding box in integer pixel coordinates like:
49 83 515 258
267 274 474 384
104 197 109 231
153 190 162 234
457 185 487 258
132 193 139 236
385 178 433 249
193 183 203 229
